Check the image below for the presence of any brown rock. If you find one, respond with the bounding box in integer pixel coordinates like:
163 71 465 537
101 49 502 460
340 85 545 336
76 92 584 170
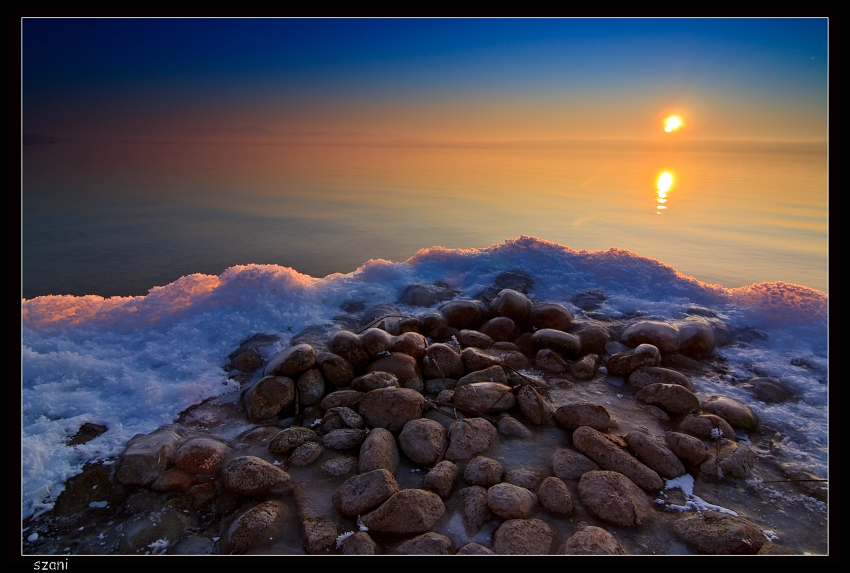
359 387 425 433
461 347 504 372
327 331 370 371
554 402 614 431
339 532 376 555
701 395 758 430
459 485 493 532
219 500 288 554
456 364 507 387
577 470 653 527
454 382 516 414
627 366 693 390
559 526 626 555
444 417 497 461
264 343 317 377
532 302 573 331
535 348 567 373
268 427 318 455
625 431 686 479
463 456 504 487
359 427 399 473
360 489 446 534
572 426 664 492
332 468 399 518
398 418 448 466
390 331 428 360
424 460 458 498
439 300 485 330
242 375 295 422
675 413 736 441
173 437 230 474
674 511 766 554
636 383 701 416
397 532 454 555
552 448 600 480
665 431 708 465
516 384 555 425
492 518 553 555
359 327 393 357
538 477 573 515
489 289 533 330
115 425 185 487
675 317 716 357
606 344 662 377
620 321 680 354
487 482 537 520
365 352 423 392
423 343 465 379
220 456 292 496
532 328 581 357
296 369 325 406
456 329 494 349
316 352 354 387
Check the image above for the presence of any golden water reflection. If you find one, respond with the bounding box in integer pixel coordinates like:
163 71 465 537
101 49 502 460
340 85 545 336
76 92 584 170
656 171 673 214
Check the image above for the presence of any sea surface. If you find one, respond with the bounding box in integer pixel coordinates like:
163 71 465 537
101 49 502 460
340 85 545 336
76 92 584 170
22 138 828 298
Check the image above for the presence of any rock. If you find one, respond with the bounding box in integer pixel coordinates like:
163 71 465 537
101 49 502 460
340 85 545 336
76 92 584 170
424 377 456 395
422 343 465 379
675 317 716 357
577 470 653 527
570 354 600 380
457 329 494 349
532 302 573 331
424 460 458 498
399 284 437 307
359 387 425 433
492 518 554 555
606 344 662 377
296 369 325 406
487 482 537 520
675 413 736 441
327 331 370 371
390 331 429 360
701 395 758 430
572 321 611 355
398 418 448 466
572 426 664 492
674 511 766 554
620 321 680 354
229 349 262 373
627 366 693 390
264 343 317 377
538 477 573 515
625 431 686 479
479 316 519 343
758 542 796 555
489 289 533 330
665 431 707 466
459 486 493 532
359 327 393 357
219 500 288 554
67 422 108 446
572 290 605 310
319 406 364 432
320 389 363 412
268 427 318 455
321 455 358 477
444 418 497 461
559 525 626 555
321 428 367 451
339 532 376 555
439 300 485 330
554 402 614 431
242 375 296 422
532 328 581 357
289 441 324 466
461 347 504 372
173 437 230 474
332 469 399 518
360 489 445 534
316 352 355 387
700 441 756 478
535 348 568 373
115 425 185 486
744 376 796 403
220 456 292 497
454 382 516 414
456 364 507 387
497 416 532 438
516 384 555 425
552 448 600 481
456 542 495 555
118 508 191 554
636 383 701 416
464 456 504 487
359 427 399 473
365 352 423 392
396 532 454 555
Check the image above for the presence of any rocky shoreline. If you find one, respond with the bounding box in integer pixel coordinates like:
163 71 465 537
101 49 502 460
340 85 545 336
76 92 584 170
21 272 828 556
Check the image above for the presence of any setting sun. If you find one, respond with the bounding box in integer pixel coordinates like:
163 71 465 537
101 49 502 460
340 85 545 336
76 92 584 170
664 116 683 133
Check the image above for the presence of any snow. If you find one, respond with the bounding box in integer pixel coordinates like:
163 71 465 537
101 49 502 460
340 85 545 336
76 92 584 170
20 237 828 520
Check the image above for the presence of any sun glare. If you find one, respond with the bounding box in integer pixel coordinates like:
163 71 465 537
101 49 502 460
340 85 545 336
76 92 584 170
664 116 682 133
657 171 673 192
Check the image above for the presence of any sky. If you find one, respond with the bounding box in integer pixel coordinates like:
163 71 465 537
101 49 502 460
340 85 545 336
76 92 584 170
21 17 829 143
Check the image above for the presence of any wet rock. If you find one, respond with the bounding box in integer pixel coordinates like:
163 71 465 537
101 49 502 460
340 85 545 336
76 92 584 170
220 456 292 496
457 364 507 387
242 375 296 422
701 395 758 430
504 468 541 490
264 343 317 377
492 518 553 555
572 290 605 311
332 468 399 518
456 542 495 555
219 500 288 554
116 425 185 487
700 441 756 478
459 485 493 532
296 369 325 406
399 284 438 307
674 511 766 554
497 416 532 438
444 417 497 461
327 331 370 371
552 448 600 481
118 508 190 554
758 542 796 555
487 482 537 520
577 470 653 527
67 422 108 446
359 427 399 473
665 431 708 466
464 456 504 487
559 525 626 555
532 328 581 357
572 426 664 492
627 366 693 390
620 321 680 355
675 413 736 441
320 389 364 411
572 321 611 355
359 387 425 433
570 354 600 380
454 382 516 414
173 437 230 474
316 352 355 387
439 300 485 330
321 428 367 451
537 477 573 515
365 353 423 392
625 431 686 479
606 344 661 377
461 347 504 372
289 441 324 466
319 406 364 432
489 289 533 330
422 343 465 379
675 317 716 357
516 384 556 425
745 376 796 403
636 383 701 416
397 532 454 555
151 469 197 493
339 531 376 555
268 427 318 455
321 455 358 477
479 316 519 343
424 460 458 498
360 489 445 535
554 402 614 431
457 329 494 349
535 348 568 373
398 418 448 466
350 371 398 392
390 331 429 360
359 327 393 357
532 302 573 331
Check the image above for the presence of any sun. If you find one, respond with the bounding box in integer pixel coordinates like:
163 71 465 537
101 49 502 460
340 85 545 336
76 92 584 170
664 116 683 133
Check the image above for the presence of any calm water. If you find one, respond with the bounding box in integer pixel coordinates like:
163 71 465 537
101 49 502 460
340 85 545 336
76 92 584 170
21 139 828 299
